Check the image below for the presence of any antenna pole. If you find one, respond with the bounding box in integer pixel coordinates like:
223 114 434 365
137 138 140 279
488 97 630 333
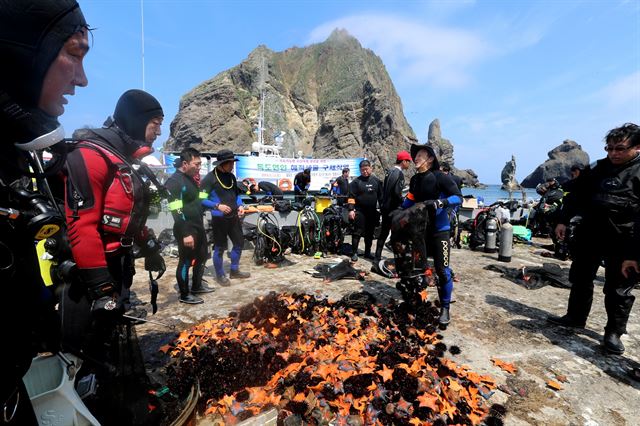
141 0 146 90
258 56 266 145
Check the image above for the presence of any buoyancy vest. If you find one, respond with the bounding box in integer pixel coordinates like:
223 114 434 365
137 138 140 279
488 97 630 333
66 138 149 253
573 156 640 236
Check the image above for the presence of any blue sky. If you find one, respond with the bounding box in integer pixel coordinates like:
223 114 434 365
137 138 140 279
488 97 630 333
61 0 639 184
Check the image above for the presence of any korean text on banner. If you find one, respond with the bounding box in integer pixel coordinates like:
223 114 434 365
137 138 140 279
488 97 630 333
235 157 363 191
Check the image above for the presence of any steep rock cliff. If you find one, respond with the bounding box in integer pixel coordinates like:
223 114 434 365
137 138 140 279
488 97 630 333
165 30 417 175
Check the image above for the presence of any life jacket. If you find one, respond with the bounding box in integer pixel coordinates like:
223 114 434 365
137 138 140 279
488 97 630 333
67 138 149 253
589 159 640 231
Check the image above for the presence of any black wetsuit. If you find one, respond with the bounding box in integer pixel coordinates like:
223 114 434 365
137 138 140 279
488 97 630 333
332 176 350 205
0 148 57 426
449 173 463 190
375 166 405 258
258 181 283 199
347 175 383 256
201 169 244 278
401 170 462 308
558 155 640 335
294 172 310 202
165 169 207 298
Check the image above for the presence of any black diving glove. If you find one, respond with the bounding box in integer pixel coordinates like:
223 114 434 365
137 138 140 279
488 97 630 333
91 293 123 323
145 252 166 274
87 281 122 321
135 229 162 259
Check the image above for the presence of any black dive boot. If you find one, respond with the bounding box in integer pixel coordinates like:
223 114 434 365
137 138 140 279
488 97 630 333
547 314 585 328
191 264 215 294
437 286 450 325
351 236 360 262
230 270 251 279
439 306 450 325
374 245 383 263
177 273 202 304
603 331 625 354
363 240 374 260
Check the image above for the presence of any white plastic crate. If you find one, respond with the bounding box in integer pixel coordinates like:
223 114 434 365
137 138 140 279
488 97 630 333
22 354 100 426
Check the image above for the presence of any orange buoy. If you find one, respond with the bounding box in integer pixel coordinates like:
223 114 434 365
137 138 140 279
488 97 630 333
278 178 293 191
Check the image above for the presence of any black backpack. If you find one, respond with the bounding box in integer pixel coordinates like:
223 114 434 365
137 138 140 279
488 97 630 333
253 214 284 265
321 205 344 254
274 200 292 213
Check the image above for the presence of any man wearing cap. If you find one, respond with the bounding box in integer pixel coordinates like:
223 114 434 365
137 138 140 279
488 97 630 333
165 147 214 305
201 149 251 285
402 144 462 325
374 151 412 262
347 160 383 261
0 1 89 423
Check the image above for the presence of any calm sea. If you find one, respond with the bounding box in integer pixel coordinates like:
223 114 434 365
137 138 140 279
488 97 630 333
462 184 539 206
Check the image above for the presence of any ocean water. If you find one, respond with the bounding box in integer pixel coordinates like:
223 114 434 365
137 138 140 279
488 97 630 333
462 184 539 206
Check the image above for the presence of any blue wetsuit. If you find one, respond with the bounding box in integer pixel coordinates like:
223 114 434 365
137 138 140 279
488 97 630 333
402 170 462 308
201 168 245 278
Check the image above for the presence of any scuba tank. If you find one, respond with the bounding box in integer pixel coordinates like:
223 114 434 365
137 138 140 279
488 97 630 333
291 206 320 256
253 213 284 265
320 205 344 254
484 216 498 253
498 222 513 262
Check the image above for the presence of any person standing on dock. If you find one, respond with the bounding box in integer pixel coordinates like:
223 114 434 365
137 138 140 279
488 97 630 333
201 149 251 286
347 160 383 262
402 144 462 325
375 151 411 261
0 1 89 423
548 123 640 356
165 147 213 305
332 167 350 205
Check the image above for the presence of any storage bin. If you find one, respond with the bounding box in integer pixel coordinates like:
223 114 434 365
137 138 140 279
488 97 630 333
314 196 332 214
23 354 100 426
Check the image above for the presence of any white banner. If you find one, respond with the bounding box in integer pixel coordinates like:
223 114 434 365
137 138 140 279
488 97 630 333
236 156 363 191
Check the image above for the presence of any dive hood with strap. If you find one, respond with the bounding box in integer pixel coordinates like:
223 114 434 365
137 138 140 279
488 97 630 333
0 0 88 188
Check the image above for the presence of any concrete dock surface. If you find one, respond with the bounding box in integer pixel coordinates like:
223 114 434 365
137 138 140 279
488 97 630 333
133 240 640 425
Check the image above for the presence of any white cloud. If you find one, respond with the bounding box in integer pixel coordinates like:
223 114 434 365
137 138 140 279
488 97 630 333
595 71 640 109
448 111 518 136
308 14 492 89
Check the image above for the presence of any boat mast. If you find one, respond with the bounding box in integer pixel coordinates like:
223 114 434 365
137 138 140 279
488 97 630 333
258 88 265 146
257 56 266 146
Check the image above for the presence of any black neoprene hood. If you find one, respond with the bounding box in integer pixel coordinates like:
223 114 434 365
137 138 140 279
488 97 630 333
0 0 87 108
113 89 164 143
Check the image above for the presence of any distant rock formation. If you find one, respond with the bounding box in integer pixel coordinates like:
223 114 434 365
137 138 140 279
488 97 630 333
164 29 417 176
522 140 590 187
500 155 522 191
427 119 482 187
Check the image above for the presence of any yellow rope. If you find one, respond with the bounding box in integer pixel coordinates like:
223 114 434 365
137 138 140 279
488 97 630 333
214 168 233 190
257 215 282 255
297 210 305 253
